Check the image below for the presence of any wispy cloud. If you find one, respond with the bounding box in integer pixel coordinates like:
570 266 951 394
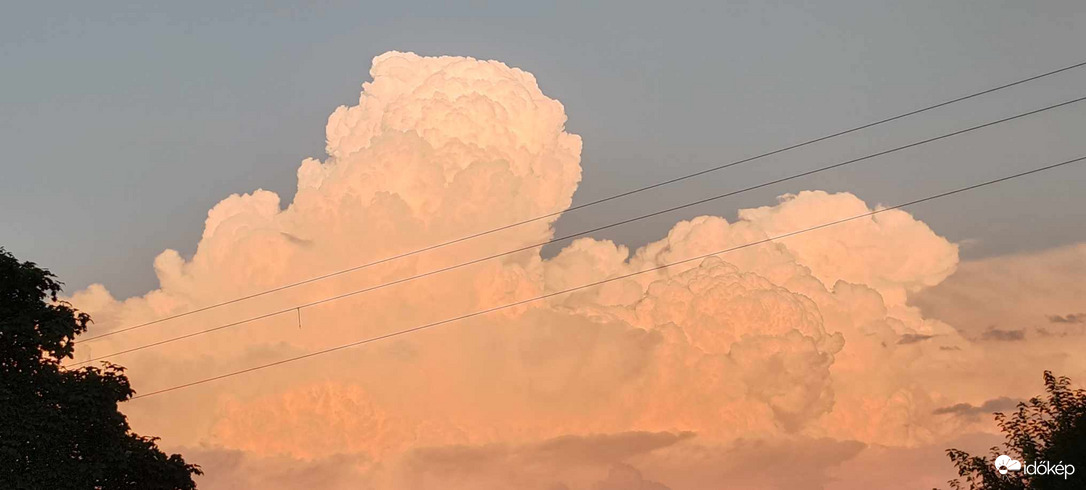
1048 313 1085 324
980 327 1026 342
933 397 1020 417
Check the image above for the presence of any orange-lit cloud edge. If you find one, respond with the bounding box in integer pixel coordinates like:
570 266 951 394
67 52 1086 490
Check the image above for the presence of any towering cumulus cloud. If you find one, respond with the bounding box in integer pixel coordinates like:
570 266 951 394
69 52 1086 489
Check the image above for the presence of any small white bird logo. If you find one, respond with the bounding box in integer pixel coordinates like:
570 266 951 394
994 455 1023 474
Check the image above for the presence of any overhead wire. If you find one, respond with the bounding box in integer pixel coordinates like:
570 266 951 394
70 94 1086 367
81 59 1086 343
128 154 1086 399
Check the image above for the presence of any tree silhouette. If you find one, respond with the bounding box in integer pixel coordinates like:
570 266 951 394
943 371 1086 490
0 248 200 489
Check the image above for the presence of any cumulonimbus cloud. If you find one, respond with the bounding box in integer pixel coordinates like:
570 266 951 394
66 51 1086 489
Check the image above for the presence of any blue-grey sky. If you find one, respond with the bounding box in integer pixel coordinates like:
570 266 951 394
2 0 1085 299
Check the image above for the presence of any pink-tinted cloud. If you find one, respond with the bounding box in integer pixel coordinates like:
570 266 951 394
65 51 1086 489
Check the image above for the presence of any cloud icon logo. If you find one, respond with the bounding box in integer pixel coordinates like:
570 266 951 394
995 455 1022 474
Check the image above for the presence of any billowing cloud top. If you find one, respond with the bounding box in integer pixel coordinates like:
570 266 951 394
67 52 1086 490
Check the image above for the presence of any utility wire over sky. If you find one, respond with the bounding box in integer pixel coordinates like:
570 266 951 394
70 93 1086 367
128 154 1086 399
79 59 1086 343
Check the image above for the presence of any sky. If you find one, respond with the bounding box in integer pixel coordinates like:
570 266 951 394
4 2 1086 489
2 0 1086 299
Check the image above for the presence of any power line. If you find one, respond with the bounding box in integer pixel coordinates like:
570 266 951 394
82 59 1086 343
127 154 1086 399
69 94 1086 367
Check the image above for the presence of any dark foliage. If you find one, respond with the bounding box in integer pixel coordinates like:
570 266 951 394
943 371 1086 490
0 248 200 489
